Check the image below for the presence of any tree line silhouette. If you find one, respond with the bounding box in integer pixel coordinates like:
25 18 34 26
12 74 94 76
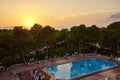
0 21 120 67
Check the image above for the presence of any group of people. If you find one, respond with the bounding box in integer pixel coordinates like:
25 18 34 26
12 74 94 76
110 54 120 64
30 70 45 80
105 76 120 80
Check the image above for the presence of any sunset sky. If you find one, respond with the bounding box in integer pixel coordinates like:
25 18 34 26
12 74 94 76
0 0 120 29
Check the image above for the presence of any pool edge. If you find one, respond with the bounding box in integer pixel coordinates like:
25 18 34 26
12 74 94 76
42 57 119 80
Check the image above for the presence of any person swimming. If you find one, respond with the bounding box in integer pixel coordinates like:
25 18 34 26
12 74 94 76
73 70 79 75
80 65 84 67
88 64 92 66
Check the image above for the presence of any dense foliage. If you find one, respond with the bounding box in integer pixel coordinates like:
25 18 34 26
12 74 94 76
0 21 120 67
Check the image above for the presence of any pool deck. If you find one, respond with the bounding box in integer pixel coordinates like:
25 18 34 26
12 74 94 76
1 53 120 80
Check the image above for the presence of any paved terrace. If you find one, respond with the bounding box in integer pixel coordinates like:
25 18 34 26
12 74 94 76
0 53 120 80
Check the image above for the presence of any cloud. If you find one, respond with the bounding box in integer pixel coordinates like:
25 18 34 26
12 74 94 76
39 9 120 29
110 12 120 19
97 9 119 13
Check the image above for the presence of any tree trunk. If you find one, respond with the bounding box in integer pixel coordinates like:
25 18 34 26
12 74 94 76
47 46 49 59
78 41 81 54
95 43 97 54
21 50 26 64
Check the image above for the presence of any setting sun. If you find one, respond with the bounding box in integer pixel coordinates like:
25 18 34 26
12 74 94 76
26 19 32 26
26 20 32 26
23 18 36 29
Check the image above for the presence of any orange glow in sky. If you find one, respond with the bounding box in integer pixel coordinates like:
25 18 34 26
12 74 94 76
0 0 120 29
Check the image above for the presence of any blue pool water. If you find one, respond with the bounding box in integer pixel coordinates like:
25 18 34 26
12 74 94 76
45 58 116 79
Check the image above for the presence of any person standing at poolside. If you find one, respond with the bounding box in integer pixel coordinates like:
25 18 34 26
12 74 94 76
105 76 110 80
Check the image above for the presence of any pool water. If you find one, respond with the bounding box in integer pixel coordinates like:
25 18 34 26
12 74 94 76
45 58 116 79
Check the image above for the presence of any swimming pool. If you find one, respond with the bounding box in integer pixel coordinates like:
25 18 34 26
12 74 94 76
44 58 116 79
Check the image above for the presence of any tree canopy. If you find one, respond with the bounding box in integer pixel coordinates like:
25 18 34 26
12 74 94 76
0 21 120 67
